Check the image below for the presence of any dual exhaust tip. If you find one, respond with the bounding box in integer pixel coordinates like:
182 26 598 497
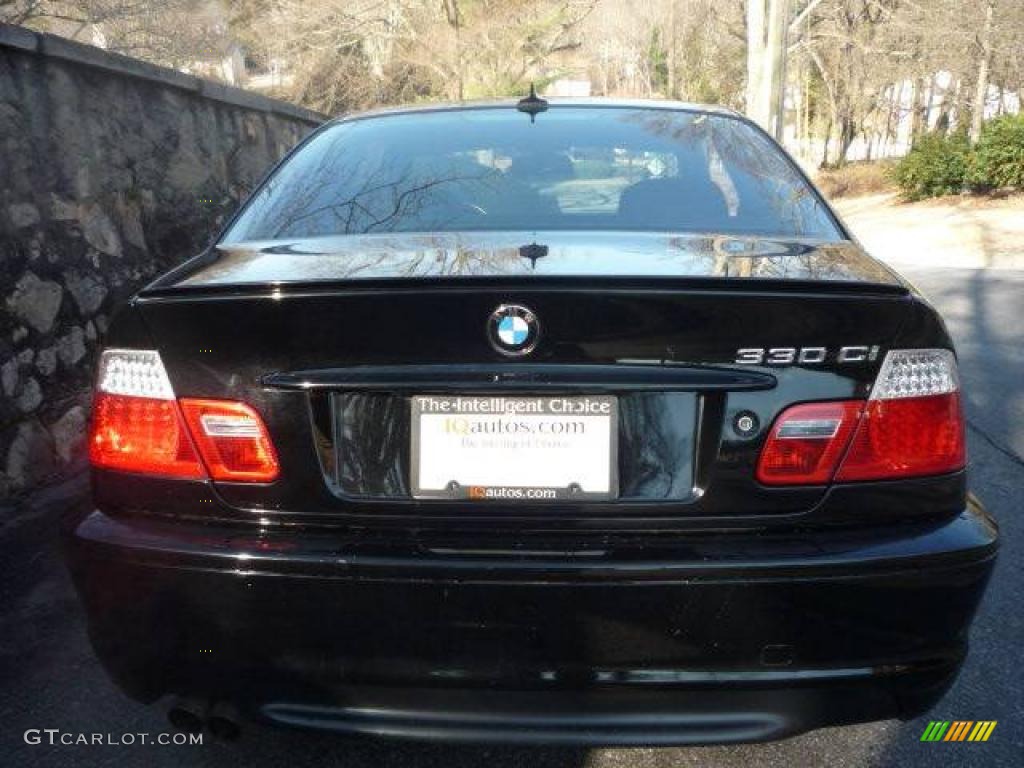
167 698 241 741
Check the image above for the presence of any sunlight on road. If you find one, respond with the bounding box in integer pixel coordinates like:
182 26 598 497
835 193 1024 271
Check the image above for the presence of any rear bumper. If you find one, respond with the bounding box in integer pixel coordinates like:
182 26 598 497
63 501 997 745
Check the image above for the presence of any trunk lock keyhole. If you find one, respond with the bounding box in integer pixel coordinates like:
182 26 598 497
733 412 760 438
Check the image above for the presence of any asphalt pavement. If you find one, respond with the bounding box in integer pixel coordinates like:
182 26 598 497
0 266 1020 768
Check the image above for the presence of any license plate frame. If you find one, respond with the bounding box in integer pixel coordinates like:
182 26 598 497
410 394 618 501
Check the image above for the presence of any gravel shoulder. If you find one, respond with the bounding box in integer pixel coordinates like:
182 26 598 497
833 193 1024 271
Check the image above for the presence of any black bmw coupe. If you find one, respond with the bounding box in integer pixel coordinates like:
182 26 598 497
65 99 997 745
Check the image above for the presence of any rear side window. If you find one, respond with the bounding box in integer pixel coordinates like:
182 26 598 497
222 107 841 243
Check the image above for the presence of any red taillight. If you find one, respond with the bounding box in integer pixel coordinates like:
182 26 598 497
89 349 279 483
756 401 862 485
757 349 966 486
835 393 965 481
89 392 204 478
179 398 280 482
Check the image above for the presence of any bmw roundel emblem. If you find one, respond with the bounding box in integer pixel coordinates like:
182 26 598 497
487 304 540 356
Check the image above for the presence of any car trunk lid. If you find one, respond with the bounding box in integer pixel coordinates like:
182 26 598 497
135 233 910 528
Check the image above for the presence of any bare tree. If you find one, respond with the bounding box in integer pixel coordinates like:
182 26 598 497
745 0 788 137
970 0 995 141
7 0 1021 156
7 1 235 72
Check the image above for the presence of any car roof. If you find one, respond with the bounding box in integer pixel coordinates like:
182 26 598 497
326 98 745 126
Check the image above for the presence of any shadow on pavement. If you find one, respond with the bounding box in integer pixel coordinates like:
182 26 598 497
870 265 1023 766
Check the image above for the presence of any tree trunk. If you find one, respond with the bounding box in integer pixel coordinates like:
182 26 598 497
923 74 937 134
821 117 832 168
802 57 811 158
745 0 788 137
806 46 838 167
882 85 897 157
442 0 464 100
970 0 995 142
766 0 788 139
837 115 856 166
667 0 677 99
745 0 767 126
934 77 956 135
907 78 919 140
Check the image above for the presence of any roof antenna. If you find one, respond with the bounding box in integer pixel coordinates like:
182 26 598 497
518 242 548 269
516 83 548 123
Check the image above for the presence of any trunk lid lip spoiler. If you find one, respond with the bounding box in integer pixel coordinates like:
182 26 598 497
136 275 911 303
262 363 776 393
140 231 909 297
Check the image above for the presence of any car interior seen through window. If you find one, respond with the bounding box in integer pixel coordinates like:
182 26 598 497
222 108 841 243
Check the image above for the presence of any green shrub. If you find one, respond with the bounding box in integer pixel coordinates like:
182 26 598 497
892 132 971 201
968 113 1024 191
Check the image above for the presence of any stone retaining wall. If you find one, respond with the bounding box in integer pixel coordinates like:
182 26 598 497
0 24 324 495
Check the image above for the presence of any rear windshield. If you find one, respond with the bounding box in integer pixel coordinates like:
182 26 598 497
222 107 841 243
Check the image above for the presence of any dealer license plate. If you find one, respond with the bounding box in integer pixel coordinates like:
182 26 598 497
410 395 617 501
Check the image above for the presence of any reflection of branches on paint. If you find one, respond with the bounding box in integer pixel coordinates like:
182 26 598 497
735 243 891 283
691 236 891 282
385 241 518 277
433 244 520 276
324 239 520 279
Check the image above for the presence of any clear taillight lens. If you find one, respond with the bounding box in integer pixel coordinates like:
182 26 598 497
757 349 966 486
868 348 959 400
96 348 175 399
89 349 278 483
